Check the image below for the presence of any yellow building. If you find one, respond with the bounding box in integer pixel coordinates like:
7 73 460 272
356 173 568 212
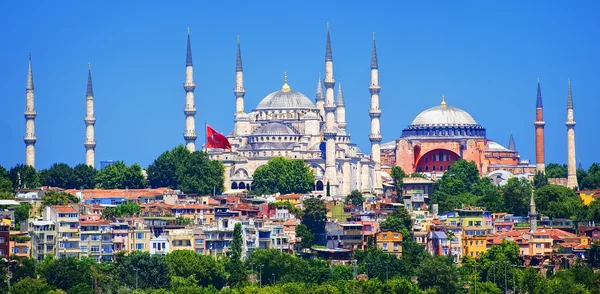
171 205 215 225
168 228 194 251
276 194 303 206
463 235 487 258
9 232 31 258
529 230 553 256
376 230 402 257
578 190 600 206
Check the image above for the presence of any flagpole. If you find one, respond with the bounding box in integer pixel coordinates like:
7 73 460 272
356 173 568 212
204 120 207 152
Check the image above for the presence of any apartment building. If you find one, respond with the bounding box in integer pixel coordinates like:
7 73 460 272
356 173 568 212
376 230 403 257
44 206 80 258
29 220 56 261
80 220 114 261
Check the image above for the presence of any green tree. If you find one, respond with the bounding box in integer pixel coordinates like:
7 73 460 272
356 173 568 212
8 277 51 294
545 163 568 178
410 172 427 179
581 163 600 190
502 177 531 216
520 267 545 294
176 152 224 195
416 256 461 294
354 248 413 282
587 200 600 223
102 202 141 219
72 164 97 189
391 166 407 199
39 163 76 188
36 256 91 291
586 242 600 268
9 164 40 189
380 208 412 240
475 179 504 212
345 190 364 206
533 171 549 189
13 203 31 231
0 191 14 199
430 159 482 212
41 191 79 208
535 184 584 219
164 250 226 288
251 157 315 195
226 223 245 285
301 198 327 245
326 181 331 197
95 161 147 189
9 256 36 285
113 251 172 289
0 263 7 294
0 165 13 193
295 223 314 250
147 145 190 189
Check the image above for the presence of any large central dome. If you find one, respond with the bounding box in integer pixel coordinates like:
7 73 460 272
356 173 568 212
411 98 477 126
255 90 316 110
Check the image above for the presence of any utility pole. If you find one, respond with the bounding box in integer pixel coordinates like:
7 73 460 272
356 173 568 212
134 268 139 290
259 265 263 288
272 273 275 285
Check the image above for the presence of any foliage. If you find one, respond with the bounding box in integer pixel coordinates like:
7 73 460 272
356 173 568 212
301 198 327 244
113 251 172 289
586 242 600 268
41 190 79 208
14 203 31 231
176 151 224 195
73 164 97 189
535 184 584 219
147 145 191 189
430 159 486 213
533 171 549 189
8 277 51 294
410 172 427 179
39 163 76 189
345 190 364 206
8 164 40 189
416 256 461 294
0 165 13 193
268 201 300 215
295 223 314 250
326 181 330 197
175 216 191 225
36 256 93 292
95 161 147 189
545 163 568 178
380 208 412 241
580 163 600 190
354 248 413 281
391 166 407 199
164 250 226 289
251 157 315 195
0 263 7 294
0 191 14 199
226 223 245 285
103 202 142 219
501 177 531 216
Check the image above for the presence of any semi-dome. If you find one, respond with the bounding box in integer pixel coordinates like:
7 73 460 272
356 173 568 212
255 72 316 110
253 122 297 135
411 96 477 126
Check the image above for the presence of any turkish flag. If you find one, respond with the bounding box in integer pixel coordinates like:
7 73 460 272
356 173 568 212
206 125 232 150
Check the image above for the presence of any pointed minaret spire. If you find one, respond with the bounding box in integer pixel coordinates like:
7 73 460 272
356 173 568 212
336 81 346 134
323 24 338 196
566 78 578 189
24 54 37 168
369 33 383 195
578 161 583 171
84 62 97 168
325 23 333 62
236 35 243 72
508 131 516 151
530 189 538 233
186 27 193 67
534 77 546 173
371 32 378 69
183 28 198 151
315 73 325 118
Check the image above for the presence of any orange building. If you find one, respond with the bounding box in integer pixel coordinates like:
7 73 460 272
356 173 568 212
375 230 403 257
381 95 535 176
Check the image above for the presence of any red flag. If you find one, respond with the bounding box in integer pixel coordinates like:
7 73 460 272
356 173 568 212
206 125 232 150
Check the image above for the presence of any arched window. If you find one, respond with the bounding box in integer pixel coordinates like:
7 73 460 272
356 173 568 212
417 166 422 172
425 166 429 172
440 165 444 171
425 156 429 163
239 182 246 189
231 182 238 189
432 165 436 171
316 181 324 191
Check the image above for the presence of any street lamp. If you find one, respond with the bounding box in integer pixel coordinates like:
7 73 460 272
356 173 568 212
272 273 275 284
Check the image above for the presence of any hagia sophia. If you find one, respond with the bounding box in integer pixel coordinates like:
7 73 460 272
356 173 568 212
20 27 579 196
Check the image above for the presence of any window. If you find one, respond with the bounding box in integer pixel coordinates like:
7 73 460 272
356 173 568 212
23 247 28 253
91 234 100 241
382 234 387 238
440 166 444 171
12 248 19 254
81 246 88 253
394 234 399 239
393 243 399 251
136 244 144 250
536 244 542 248
81 235 88 241
382 243 388 251
91 246 100 252
425 157 429 163
153 243 157 249
432 166 436 171
0 237 4 243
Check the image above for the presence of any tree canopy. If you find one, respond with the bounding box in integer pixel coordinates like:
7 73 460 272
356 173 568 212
345 190 364 206
102 202 141 219
251 157 315 195
545 163 568 178
41 191 79 208
147 145 191 189
0 165 13 193
176 151 224 195
534 184 584 219
390 166 407 199
95 161 147 189
301 198 327 244
9 164 40 189
580 163 600 190
380 208 412 240
39 163 76 189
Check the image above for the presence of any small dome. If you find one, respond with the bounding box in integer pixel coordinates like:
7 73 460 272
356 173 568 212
253 122 297 135
255 90 316 110
411 105 477 126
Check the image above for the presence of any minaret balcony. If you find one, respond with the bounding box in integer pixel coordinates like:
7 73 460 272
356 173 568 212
565 121 576 127
369 85 381 95
324 104 337 112
184 131 198 141
183 82 196 92
368 109 382 118
85 116 96 125
184 106 197 116
323 80 336 88
24 110 37 119
23 135 37 145
534 121 545 127
369 133 383 143
84 140 97 148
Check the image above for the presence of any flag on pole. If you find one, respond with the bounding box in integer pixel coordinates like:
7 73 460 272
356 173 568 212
206 125 232 150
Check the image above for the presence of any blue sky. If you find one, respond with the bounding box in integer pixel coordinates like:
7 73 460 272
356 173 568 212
0 1 598 170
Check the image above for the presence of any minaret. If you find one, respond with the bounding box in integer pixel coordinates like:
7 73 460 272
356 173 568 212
84 63 97 168
183 28 198 152
368 33 383 194
508 131 516 151
534 78 545 173
336 82 346 134
315 74 325 118
234 36 245 114
323 24 338 195
529 190 537 233
566 78 578 189
24 54 37 168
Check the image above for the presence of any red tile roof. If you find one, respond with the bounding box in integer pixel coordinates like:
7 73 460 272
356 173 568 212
52 205 77 213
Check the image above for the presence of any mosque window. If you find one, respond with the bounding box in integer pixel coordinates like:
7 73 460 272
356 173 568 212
425 157 429 163
440 166 444 171
417 167 422 172
432 166 436 171
425 166 429 172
